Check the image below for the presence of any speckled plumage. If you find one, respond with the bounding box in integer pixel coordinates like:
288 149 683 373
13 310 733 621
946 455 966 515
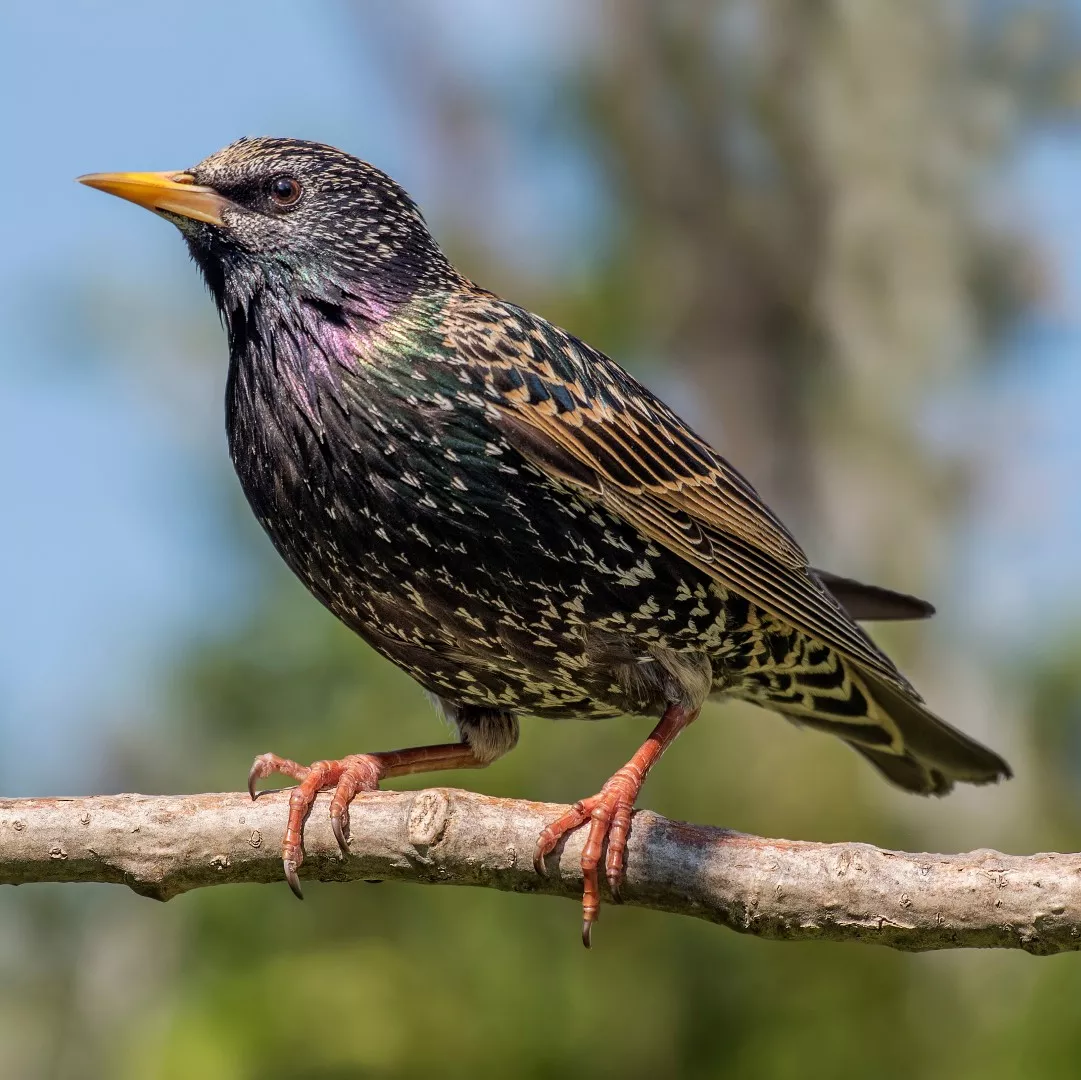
82 137 1011 933
228 285 870 726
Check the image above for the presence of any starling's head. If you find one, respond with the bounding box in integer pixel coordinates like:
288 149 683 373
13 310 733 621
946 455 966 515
79 137 459 316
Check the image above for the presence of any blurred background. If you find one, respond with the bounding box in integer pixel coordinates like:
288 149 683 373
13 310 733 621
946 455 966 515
4 1 1081 1076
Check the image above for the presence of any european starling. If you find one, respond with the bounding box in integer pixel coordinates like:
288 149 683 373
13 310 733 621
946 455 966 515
79 139 1011 945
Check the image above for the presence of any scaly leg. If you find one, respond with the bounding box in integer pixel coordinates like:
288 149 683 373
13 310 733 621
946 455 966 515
248 742 486 897
533 703 698 947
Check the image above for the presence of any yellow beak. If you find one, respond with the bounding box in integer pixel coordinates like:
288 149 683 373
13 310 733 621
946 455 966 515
77 170 228 226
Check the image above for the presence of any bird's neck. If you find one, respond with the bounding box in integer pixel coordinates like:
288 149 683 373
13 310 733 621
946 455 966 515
222 273 454 455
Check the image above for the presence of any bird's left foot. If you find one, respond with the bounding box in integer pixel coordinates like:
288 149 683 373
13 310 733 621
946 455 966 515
532 702 698 948
248 752 387 898
533 767 643 947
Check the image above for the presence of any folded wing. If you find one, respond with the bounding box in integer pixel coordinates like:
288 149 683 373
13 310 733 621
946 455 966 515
449 294 1010 790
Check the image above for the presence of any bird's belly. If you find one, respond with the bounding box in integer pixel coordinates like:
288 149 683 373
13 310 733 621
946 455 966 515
233 417 765 718
294 484 779 716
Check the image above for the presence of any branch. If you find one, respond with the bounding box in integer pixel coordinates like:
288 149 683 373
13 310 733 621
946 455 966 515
1 789 1077 954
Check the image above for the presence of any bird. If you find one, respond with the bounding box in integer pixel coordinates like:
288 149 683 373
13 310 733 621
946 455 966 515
79 138 1011 946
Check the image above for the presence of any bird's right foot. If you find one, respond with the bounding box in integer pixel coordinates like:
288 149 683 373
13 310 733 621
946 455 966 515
247 741 486 897
248 751 388 898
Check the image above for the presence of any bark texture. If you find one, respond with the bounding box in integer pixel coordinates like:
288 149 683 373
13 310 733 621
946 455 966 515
1 789 1078 955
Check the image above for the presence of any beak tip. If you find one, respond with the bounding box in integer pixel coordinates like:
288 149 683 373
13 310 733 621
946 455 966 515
77 173 118 193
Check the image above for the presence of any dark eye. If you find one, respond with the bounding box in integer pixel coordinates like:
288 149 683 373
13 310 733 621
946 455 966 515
269 176 302 208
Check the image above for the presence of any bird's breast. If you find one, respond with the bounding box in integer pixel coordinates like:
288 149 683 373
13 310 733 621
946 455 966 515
224 346 760 717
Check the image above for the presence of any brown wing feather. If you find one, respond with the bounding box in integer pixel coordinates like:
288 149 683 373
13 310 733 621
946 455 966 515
456 295 915 693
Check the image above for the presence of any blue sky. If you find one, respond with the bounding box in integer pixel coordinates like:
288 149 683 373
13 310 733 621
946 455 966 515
1 1 1079 791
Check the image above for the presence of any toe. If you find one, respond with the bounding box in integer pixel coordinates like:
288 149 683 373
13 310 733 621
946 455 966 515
540 767 646 946
533 800 592 876
247 752 309 800
578 803 612 942
329 783 354 858
605 801 634 903
327 755 384 859
278 763 332 891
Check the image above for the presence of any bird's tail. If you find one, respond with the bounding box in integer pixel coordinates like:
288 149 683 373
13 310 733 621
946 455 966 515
734 645 1012 796
847 668 1011 794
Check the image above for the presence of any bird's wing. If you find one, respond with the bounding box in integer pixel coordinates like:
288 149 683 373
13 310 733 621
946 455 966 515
448 295 913 691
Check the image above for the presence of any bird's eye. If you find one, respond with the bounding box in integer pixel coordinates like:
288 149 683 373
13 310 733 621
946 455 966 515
269 176 302 208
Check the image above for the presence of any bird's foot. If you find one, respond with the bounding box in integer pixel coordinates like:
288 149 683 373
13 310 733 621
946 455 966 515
247 741 485 897
531 702 698 948
533 764 643 948
247 751 386 898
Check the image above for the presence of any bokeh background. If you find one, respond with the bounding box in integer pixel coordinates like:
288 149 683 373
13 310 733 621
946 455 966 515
4 1 1081 1076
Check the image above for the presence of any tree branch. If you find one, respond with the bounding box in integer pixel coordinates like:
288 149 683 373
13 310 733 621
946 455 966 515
1 789 1077 954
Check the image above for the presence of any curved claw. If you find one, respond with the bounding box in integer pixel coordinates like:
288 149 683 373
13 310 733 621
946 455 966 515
331 813 350 857
608 873 623 905
582 920 592 949
533 847 548 877
284 859 303 900
247 762 262 801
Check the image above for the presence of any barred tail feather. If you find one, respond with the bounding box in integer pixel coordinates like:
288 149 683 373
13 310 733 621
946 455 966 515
735 645 1012 796
858 669 1012 790
845 744 956 797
